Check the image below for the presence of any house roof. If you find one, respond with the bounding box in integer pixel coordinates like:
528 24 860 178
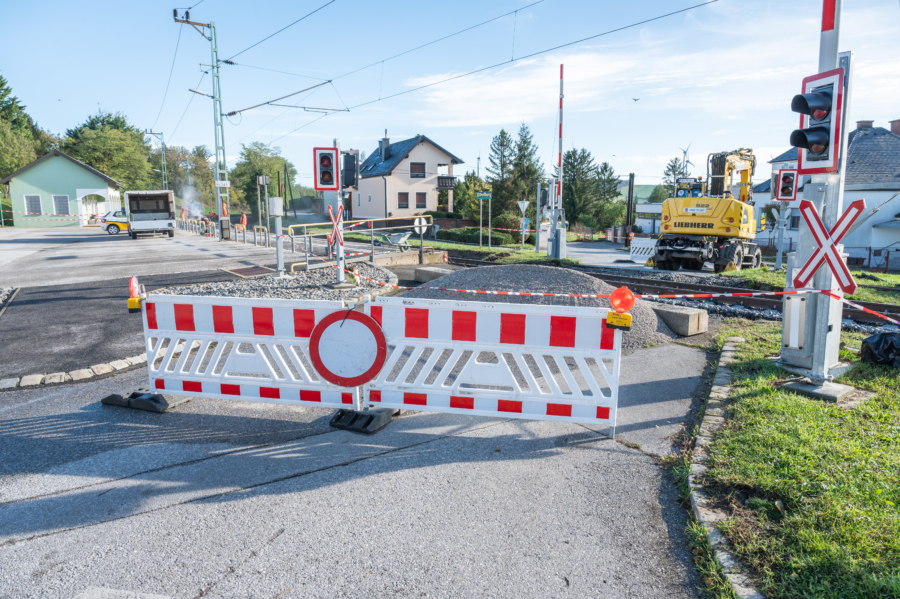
1 149 121 187
768 126 900 187
359 135 463 179
753 179 771 193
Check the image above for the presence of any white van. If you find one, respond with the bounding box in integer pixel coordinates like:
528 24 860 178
125 191 175 239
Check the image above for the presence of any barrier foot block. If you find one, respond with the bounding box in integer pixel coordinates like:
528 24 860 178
101 388 190 413
330 408 397 435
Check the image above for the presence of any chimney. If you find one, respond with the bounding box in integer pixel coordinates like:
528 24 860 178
890 120 900 136
856 120 874 130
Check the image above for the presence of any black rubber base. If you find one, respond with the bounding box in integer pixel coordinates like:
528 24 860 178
101 387 189 413
329 408 397 435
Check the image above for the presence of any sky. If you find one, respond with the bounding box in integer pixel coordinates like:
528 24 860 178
5 0 900 188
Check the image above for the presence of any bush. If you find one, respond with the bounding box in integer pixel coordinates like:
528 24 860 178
437 227 513 246
491 212 534 244
424 210 462 220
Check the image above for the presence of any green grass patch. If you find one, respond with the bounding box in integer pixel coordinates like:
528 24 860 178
721 269 900 305
703 320 900 598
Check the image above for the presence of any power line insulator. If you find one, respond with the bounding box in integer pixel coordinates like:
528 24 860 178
173 8 178 18
185 10 190 19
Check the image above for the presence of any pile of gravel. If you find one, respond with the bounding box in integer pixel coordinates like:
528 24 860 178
154 263 395 301
404 264 677 353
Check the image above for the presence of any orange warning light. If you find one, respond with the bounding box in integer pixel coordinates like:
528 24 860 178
129 276 140 298
610 286 635 313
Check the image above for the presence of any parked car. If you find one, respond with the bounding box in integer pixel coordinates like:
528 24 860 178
100 210 128 235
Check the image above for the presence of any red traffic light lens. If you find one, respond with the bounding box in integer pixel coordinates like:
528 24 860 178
809 143 827 155
812 109 828 120
320 154 333 167
321 171 333 183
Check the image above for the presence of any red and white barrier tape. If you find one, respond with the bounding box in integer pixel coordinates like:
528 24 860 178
822 291 900 326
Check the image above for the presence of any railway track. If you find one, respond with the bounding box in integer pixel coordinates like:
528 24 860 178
447 258 900 326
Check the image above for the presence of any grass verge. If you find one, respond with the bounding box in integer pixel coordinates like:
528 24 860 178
720 268 900 305
702 319 900 598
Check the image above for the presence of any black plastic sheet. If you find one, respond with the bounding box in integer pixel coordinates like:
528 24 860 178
860 333 900 369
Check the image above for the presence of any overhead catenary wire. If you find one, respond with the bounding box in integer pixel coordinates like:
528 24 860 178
151 25 183 130
226 0 339 61
169 72 207 144
347 0 720 111
224 81 346 117
223 62 328 81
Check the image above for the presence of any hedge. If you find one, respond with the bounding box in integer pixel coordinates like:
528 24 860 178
437 226 513 246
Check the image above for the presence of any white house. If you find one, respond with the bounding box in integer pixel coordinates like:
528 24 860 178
755 119 900 269
349 133 464 219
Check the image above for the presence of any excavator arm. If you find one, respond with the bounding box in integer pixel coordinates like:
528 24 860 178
708 149 755 202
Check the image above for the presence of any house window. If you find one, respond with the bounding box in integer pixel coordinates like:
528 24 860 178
416 192 426 209
53 195 70 215
368 194 372 203
409 162 426 179
790 216 800 229
357 193 361 207
24 195 41 215
398 192 409 209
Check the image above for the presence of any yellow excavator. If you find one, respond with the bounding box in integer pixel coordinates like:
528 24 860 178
653 148 763 272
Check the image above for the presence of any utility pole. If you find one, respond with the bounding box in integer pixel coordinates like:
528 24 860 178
625 173 635 248
175 10 231 240
146 130 168 190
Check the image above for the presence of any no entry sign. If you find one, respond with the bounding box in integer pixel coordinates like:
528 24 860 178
308 310 387 387
793 198 865 295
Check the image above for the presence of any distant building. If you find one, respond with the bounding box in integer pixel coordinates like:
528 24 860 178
757 120 900 269
1 149 122 227
349 133 464 219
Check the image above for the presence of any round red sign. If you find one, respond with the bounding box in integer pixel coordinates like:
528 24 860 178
308 310 387 387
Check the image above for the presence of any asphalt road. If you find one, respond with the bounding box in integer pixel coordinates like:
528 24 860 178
0 271 239 379
0 341 709 598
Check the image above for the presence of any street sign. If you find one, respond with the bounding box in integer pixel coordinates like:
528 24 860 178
523 218 531 224
476 192 491 200
308 310 387 387
793 198 865 295
413 217 428 234
327 205 344 246
517 200 529 214
214 180 230 188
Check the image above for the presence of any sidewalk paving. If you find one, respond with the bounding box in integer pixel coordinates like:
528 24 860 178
0 342 708 598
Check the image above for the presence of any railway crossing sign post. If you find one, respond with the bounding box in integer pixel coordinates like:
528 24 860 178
518 199 529 250
476 191 491 248
793 199 865 295
780 0 854 382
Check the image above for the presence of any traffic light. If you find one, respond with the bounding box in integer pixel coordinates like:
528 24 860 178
342 152 358 188
313 147 339 191
540 188 549 207
790 68 844 175
776 168 798 201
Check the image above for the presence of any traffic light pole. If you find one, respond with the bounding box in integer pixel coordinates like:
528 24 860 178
781 0 851 382
534 182 541 253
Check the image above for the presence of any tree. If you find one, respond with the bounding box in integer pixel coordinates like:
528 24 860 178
561 148 600 226
593 161 625 231
663 157 690 197
0 117 37 180
0 73 58 157
229 142 298 224
648 184 668 203
510 123 544 221
148 144 215 211
452 171 490 222
485 129 516 215
61 111 151 189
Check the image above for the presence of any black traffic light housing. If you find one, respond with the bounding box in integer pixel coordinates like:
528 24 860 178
776 168 798 201
313 147 339 191
540 188 549 207
790 68 844 175
790 85 833 160
342 152 358 188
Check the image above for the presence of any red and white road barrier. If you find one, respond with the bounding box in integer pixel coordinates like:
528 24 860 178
138 290 624 435
365 297 621 431
144 295 360 408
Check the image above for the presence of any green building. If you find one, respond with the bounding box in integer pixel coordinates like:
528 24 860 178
1 149 122 227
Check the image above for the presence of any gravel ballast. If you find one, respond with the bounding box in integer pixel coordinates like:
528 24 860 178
154 263 395 301
405 264 678 353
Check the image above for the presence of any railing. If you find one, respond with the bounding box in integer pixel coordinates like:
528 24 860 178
252 225 269 248
436 175 457 190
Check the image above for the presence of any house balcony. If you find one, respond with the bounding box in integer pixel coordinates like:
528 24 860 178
437 176 457 190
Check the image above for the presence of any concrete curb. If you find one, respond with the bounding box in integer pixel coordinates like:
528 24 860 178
0 354 147 392
690 336 766 599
